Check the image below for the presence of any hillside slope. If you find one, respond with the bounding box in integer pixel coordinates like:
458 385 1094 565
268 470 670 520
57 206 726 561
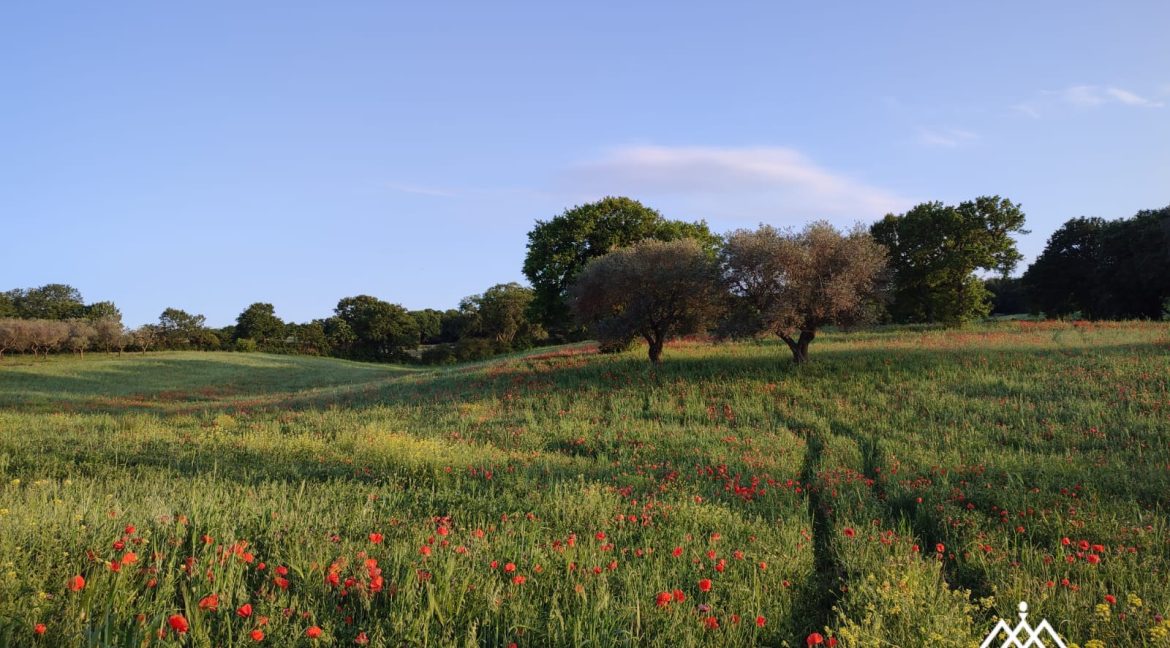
1 324 1168 647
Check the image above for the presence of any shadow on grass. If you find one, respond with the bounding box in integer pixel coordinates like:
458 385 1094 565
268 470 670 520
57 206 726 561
3 338 1163 418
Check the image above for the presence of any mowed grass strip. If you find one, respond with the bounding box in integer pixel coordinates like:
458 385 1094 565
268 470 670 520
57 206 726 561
0 321 1167 646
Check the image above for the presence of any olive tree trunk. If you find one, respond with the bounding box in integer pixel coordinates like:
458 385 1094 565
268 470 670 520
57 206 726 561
778 330 816 364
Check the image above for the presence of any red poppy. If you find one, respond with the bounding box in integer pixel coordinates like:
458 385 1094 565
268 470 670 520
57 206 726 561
1087 554 1101 564
504 562 516 573
595 531 606 541
935 543 945 554
655 592 672 607
843 528 856 538
755 616 766 627
703 616 719 629
168 615 189 634
67 575 85 592
250 629 265 641
355 631 369 645
419 546 432 557
673 589 686 602
369 533 383 544
306 626 323 639
698 579 712 593
34 623 46 635
512 575 526 585
1105 595 1116 605
807 632 824 645
672 546 683 557
198 594 219 612
237 603 253 618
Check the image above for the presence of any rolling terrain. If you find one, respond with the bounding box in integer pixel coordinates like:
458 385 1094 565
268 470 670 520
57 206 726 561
1 322 1168 647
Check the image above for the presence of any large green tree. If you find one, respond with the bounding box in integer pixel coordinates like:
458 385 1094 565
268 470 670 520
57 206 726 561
1021 217 1107 318
570 239 722 364
0 292 18 318
333 295 419 362
460 283 545 349
234 302 286 346
11 284 86 320
1096 206 1170 319
1021 206 1170 320
523 196 720 336
871 196 1027 326
409 309 444 345
157 308 208 349
84 301 122 323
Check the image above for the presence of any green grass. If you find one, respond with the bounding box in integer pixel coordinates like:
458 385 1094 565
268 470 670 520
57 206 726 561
1 322 1168 647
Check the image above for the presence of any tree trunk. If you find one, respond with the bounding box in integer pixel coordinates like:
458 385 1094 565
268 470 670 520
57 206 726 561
778 329 816 364
647 337 664 364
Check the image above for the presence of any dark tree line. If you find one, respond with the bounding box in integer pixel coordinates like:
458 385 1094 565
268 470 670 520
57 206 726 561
1022 206 1170 320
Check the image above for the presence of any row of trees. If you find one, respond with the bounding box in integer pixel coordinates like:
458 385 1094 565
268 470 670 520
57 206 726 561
4 197 1165 364
570 223 887 364
0 277 548 363
0 284 121 322
1022 206 1170 320
0 318 132 359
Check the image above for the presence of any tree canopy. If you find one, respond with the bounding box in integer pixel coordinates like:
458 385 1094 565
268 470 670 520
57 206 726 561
523 196 720 337
333 295 419 362
721 222 888 363
871 196 1026 326
234 303 286 346
1024 206 1170 319
570 238 722 363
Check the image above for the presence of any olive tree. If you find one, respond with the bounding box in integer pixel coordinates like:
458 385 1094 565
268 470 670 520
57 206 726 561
721 222 887 364
93 318 126 354
570 239 722 364
0 319 32 359
65 320 96 356
524 196 721 336
28 320 69 357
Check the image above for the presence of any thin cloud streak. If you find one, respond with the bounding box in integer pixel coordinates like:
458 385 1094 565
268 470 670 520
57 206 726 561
1018 84 1164 116
561 145 912 221
385 182 457 197
918 128 978 148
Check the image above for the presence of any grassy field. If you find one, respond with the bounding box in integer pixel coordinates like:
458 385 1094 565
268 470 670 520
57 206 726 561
1 322 1168 647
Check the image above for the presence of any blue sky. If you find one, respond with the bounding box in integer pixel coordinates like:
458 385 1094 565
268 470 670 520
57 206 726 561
2 2 1167 327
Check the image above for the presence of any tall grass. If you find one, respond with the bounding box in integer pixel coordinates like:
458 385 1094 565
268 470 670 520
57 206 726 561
0 322 1167 646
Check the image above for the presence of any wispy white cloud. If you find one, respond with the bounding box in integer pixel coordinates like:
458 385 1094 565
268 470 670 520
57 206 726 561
385 182 456 197
918 127 978 148
1012 102 1042 119
1102 86 1162 107
560 145 912 221
1020 84 1164 116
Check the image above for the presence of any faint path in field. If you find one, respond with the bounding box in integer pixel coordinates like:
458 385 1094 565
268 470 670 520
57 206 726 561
832 421 996 602
794 426 844 640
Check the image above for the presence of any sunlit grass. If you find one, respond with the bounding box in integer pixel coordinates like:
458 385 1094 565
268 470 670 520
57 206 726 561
0 321 1167 646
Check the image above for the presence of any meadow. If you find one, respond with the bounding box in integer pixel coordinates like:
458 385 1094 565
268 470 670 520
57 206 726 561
0 321 1168 647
